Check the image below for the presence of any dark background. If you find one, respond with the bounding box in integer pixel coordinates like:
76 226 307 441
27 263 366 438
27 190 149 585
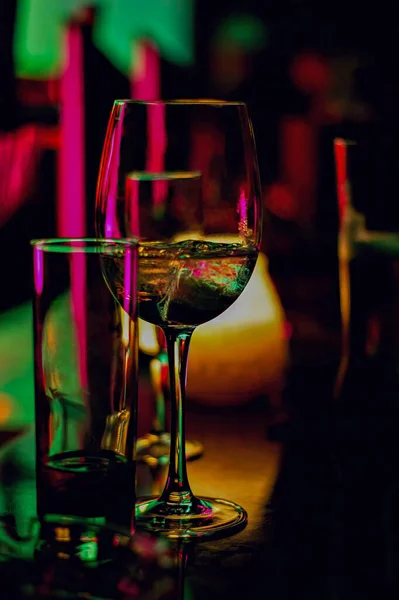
2 6 399 596
1 0 398 323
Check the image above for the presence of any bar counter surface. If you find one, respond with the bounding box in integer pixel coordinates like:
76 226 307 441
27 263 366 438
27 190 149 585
1 367 399 599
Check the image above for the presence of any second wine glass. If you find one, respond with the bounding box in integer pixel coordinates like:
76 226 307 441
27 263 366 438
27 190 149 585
96 100 262 540
137 324 203 468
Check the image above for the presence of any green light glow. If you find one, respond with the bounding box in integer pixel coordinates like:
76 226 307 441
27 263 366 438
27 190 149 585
94 0 194 76
14 0 193 78
77 540 99 561
0 302 34 429
214 13 268 52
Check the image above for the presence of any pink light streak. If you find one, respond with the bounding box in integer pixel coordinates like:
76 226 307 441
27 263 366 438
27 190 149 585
58 26 87 390
0 125 39 228
123 246 137 321
238 187 248 238
334 138 349 226
104 105 125 238
131 41 160 102
147 103 167 207
33 246 44 296
126 177 140 238
131 41 167 208
58 25 85 238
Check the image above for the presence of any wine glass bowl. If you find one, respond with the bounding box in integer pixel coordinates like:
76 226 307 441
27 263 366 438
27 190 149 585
137 239 258 329
96 100 262 540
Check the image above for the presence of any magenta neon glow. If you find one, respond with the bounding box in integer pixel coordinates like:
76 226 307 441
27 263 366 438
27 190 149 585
126 177 140 238
70 252 88 390
58 27 87 389
123 246 135 322
238 187 248 236
33 247 44 296
57 26 85 238
131 42 167 207
0 125 38 228
147 103 167 206
104 104 125 238
131 42 160 101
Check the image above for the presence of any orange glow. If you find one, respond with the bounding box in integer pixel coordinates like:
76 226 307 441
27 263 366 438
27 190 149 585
139 319 159 356
187 252 287 405
138 251 287 406
55 527 71 542
0 393 13 425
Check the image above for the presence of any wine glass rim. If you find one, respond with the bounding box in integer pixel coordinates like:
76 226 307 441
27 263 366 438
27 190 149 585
114 99 247 107
30 237 138 253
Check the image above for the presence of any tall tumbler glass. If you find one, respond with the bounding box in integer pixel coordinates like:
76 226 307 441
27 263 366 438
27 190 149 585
32 238 138 533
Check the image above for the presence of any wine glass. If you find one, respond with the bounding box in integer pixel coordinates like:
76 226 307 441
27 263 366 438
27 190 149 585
96 100 262 540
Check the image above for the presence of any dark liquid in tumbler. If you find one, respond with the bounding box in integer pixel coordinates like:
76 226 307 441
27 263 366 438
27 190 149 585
35 391 135 532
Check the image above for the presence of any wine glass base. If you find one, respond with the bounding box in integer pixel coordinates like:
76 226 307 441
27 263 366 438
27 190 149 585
135 496 248 541
136 433 204 468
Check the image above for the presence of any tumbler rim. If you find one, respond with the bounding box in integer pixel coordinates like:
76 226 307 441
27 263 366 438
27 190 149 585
30 237 138 253
114 98 246 107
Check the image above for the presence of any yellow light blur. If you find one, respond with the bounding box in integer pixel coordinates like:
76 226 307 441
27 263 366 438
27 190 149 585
120 306 132 347
187 251 287 405
55 527 71 542
137 242 287 405
139 318 160 356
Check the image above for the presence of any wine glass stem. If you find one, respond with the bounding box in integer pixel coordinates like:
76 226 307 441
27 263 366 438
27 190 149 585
160 328 194 506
